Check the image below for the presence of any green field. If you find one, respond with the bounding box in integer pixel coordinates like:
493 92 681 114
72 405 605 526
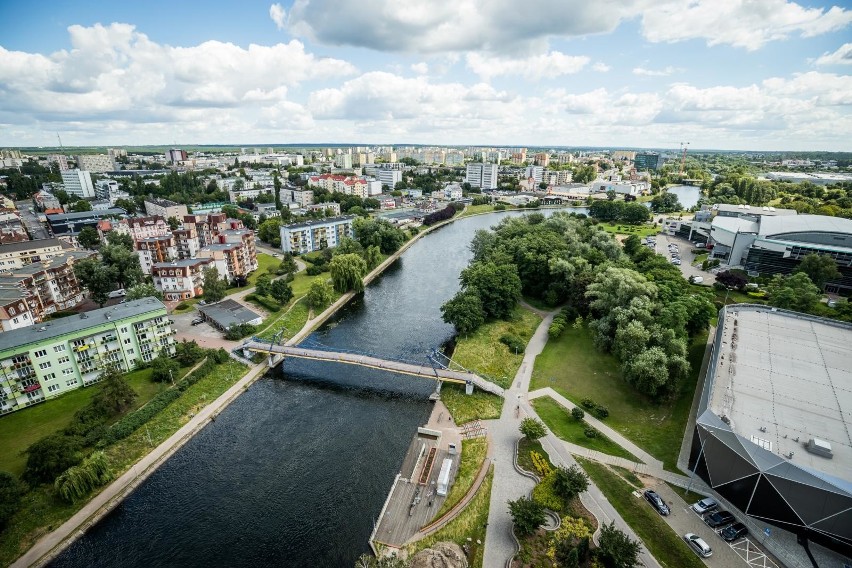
458 204 498 218
225 253 279 295
577 458 704 568
0 366 185 476
531 324 707 471
440 383 502 425
597 222 660 237
531 396 639 461
452 306 542 388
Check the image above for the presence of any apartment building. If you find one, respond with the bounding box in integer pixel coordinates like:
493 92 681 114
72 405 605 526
74 154 114 173
281 186 313 207
61 170 96 199
111 216 171 241
279 216 355 254
228 187 276 203
152 258 212 301
0 239 66 272
173 225 200 259
374 169 402 189
0 298 175 414
144 198 189 219
465 163 499 190
183 214 215 247
137 235 177 274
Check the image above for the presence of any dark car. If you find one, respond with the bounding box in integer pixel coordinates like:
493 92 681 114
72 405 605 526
643 490 670 516
705 510 736 528
191 318 204 326
721 522 749 541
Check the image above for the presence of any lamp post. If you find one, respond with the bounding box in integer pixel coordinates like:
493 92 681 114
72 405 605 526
169 368 174 386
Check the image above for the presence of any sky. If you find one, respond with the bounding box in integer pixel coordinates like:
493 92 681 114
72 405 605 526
1 0 851 151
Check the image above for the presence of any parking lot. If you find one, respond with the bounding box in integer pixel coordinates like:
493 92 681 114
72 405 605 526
171 309 239 350
650 233 716 286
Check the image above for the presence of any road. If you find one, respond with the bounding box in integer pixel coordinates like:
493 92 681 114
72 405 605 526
14 200 51 240
654 233 716 286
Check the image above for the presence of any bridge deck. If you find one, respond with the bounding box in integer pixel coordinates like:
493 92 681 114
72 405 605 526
243 342 504 397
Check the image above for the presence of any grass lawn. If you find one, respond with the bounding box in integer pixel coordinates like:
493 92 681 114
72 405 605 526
290 271 330 298
576 458 705 568
714 288 764 306
517 437 553 474
225 253 279 295
452 306 542 389
666 482 709 505
531 396 639 462
0 359 247 566
597 222 659 238
440 383 502 425
458 204 497 218
531 324 707 471
433 437 487 520
172 298 200 314
0 366 188 477
406 467 492 568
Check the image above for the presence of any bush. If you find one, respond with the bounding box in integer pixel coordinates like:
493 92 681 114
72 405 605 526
175 340 205 367
493 203 507 210
499 333 525 354
532 472 563 512
24 434 83 484
548 322 564 339
530 451 552 477
151 353 180 383
0 472 22 528
592 405 609 420
247 294 281 312
581 398 596 409
423 205 457 226
305 265 324 276
175 302 191 311
520 417 547 441
571 407 585 421
584 427 598 438
224 323 257 340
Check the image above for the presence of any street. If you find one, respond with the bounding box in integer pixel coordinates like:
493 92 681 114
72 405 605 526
14 200 51 240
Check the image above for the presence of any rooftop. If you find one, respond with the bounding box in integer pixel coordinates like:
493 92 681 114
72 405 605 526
152 258 210 268
758 214 852 238
281 215 356 230
144 198 182 207
0 238 63 253
197 298 260 330
46 209 126 222
0 297 167 354
715 203 797 216
709 307 852 481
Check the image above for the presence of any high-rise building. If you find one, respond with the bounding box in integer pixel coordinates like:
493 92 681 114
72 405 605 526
167 149 188 164
465 163 498 190
525 166 544 184
60 170 96 199
634 152 663 172
74 154 114 173
534 153 550 167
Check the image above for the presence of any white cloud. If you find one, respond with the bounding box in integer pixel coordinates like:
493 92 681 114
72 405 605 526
633 65 679 76
269 3 287 30
592 62 611 72
814 42 852 65
466 51 590 80
411 62 429 75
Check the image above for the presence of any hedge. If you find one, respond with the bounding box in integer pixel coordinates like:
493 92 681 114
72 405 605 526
246 293 281 312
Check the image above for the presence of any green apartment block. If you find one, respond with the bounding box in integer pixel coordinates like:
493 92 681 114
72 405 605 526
0 297 175 415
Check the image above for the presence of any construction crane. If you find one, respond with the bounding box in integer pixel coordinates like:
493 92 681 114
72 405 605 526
679 142 690 177
57 132 63 150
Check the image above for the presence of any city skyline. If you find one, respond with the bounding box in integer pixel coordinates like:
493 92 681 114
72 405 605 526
1 0 851 150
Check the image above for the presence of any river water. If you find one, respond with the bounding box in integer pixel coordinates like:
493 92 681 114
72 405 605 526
666 185 702 210
51 210 547 568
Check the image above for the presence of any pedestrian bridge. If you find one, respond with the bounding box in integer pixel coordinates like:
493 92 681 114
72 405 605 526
241 340 505 397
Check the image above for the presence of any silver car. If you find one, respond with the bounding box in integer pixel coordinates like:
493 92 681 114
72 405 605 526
684 533 712 558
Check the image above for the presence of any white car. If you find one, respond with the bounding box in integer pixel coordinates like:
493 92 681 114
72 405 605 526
691 497 718 515
684 533 713 558
672 259 682 265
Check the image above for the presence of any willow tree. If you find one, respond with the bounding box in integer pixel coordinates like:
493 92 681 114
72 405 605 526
330 253 367 293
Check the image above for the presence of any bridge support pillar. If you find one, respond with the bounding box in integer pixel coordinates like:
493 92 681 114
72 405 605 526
268 354 284 367
465 380 474 395
242 348 253 360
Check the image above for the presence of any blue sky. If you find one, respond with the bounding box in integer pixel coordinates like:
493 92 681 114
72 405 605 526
1 0 851 150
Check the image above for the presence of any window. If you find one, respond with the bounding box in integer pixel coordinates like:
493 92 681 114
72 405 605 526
43 373 56 381
58 356 69 364
121 327 128 333
62 368 74 375
38 362 51 370
33 349 47 358
54 345 66 353
126 348 134 355
47 384 60 393
9 308 14 315
66 379 78 387
12 317 18 324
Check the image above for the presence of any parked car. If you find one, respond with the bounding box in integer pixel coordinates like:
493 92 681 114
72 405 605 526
672 259 682 265
721 522 749 541
705 510 736 528
684 533 713 558
191 318 204 326
643 490 670 516
691 276 704 284
691 497 718 515
108 288 126 299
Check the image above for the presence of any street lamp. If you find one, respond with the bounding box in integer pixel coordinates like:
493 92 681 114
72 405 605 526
169 368 174 386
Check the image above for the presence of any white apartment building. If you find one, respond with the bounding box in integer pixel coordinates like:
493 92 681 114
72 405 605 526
280 216 355 254
465 163 498 190
525 166 544 184
152 258 212 301
229 187 275 203
375 169 402 189
0 239 66 272
111 217 171 241
74 154 114 173
61 170 96 199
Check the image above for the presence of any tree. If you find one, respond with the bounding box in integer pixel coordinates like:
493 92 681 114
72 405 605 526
330 253 368 293
440 290 485 336
571 407 585 420
459 262 522 320
175 340 205 366
0 472 22 528
255 273 273 297
113 198 137 214
650 192 682 213
258 218 282 248
716 270 748 291
125 283 163 301
105 231 134 250
77 226 101 249
552 465 589 501
364 245 381 270
92 366 137 415
24 434 83 484
597 522 641 568
53 189 71 205
306 279 334 309
508 496 546 536
203 268 227 302
269 279 293 304
167 216 181 231
100 244 144 289
623 346 671 398
606 190 617 201
71 200 92 212
519 417 546 440
794 253 840 290
74 257 118 306
278 253 298 276
150 353 180 383
573 165 596 184
767 273 821 312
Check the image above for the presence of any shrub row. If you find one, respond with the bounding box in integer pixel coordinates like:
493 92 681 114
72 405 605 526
580 398 609 420
246 293 281 312
499 333 526 354
530 451 551 477
423 205 456 226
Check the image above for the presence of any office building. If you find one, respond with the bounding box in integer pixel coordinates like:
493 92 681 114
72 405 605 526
465 163 498 190
0 298 175 414
375 169 402 189
61 170 96 199
46 209 127 238
525 165 544 184
279 216 355 254
634 152 663 172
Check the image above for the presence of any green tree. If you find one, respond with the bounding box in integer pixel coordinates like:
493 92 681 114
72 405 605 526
459 262 522 319
794 253 841 290
258 217 282 248
573 165 596 184
269 279 293 304
278 253 298 276
92 366 137 415
606 190 617 201
0 472 22 528
23 434 83 484
203 268 227 302
150 353 180 383
125 283 163 301
306 279 334 309
364 245 381 270
77 226 101 249
330 253 368 293
440 290 485 335
100 244 144 289
597 522 641 568
623 346 671 398
114 198 137 214
53 189 71 205
167 216 181 231
650 192 682 213
174 340 205 366
767 272 821 312
551 465 589 501
508 496 546 536
255 273 272 297
105 231 134 250
519 417 546 440
74 257 118 306
71 200 92 212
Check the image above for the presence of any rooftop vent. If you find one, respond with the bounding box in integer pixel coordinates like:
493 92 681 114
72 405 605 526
80 313 88 319
805 438 833 459
37 326 47 332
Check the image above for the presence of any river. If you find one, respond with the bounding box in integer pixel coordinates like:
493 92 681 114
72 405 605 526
665 185 702 210
51 210 548 568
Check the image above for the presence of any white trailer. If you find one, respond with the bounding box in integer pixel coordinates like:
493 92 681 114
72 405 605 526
436 458 453 496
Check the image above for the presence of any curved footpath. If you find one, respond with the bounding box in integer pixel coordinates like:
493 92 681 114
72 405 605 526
482 308 663 568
